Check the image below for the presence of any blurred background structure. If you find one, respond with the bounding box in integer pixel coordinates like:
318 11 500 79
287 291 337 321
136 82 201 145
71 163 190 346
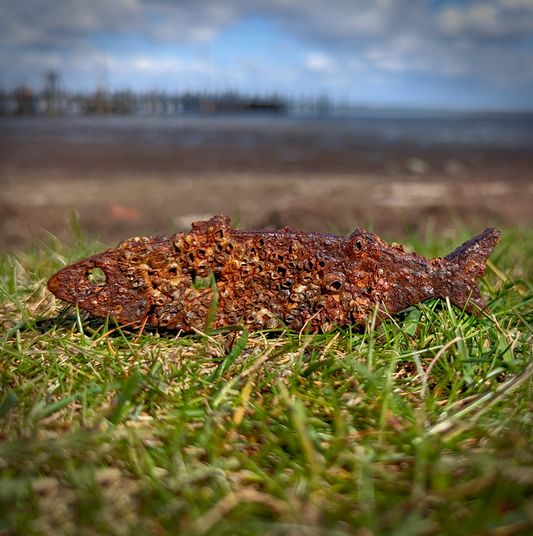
1 0 533 251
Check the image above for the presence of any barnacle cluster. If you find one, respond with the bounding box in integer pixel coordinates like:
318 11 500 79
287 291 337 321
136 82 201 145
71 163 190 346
113 215 381 332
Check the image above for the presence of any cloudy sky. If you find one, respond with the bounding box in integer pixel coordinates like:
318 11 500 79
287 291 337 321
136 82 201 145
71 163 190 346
1 0 533 110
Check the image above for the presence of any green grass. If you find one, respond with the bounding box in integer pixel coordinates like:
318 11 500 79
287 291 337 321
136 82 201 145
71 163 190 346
1 225 533 536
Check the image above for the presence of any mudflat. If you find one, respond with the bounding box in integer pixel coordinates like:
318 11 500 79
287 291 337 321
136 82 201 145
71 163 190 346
1 115 532 252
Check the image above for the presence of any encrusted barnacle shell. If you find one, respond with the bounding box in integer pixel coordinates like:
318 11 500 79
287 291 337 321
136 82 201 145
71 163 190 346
48 215 501 334
323 273 345 292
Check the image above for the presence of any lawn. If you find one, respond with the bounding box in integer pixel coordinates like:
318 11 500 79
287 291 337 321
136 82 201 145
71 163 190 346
1 223 533 536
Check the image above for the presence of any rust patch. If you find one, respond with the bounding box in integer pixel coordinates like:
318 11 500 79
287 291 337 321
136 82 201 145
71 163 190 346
48 215 501 333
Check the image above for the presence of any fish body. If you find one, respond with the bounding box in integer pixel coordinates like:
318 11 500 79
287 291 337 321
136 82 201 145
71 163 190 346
48 215 501 333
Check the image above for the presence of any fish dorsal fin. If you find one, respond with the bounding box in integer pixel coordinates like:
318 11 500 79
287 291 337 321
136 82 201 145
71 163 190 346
191 215 232 233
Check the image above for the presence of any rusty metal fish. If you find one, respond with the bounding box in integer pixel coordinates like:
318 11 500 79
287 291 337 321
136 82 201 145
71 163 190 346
48 215 501 333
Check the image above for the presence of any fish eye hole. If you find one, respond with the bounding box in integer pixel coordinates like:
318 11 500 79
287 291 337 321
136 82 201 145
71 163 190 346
88 267 106 287
355 241 362 250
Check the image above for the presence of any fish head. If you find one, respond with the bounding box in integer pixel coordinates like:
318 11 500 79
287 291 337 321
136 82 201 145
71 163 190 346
47 249 152 324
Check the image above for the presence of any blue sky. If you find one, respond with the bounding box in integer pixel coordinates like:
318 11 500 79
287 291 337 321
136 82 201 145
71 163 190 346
1 0 533 110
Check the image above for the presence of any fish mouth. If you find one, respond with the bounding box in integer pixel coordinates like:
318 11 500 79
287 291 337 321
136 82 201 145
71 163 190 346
48 253 112 302
48 252 151 324
48 259 97 303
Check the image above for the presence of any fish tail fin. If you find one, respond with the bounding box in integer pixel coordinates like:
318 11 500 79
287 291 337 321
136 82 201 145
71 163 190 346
440 228 501 314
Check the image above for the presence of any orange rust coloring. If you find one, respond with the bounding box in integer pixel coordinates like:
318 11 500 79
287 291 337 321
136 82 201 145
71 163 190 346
48 215 501 333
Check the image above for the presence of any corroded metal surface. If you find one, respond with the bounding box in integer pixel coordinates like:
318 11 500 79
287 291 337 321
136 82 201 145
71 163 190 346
48 215 501 333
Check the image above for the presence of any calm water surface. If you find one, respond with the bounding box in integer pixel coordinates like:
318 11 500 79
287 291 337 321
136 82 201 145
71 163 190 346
1 111 533 151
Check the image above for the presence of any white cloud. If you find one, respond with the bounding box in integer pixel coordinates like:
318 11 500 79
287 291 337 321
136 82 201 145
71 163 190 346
438 0 533 38
1 0 533 101
304 53 336 72
119 55 185 73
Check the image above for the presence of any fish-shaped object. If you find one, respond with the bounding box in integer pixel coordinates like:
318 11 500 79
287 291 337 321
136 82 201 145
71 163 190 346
48 215 501 333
